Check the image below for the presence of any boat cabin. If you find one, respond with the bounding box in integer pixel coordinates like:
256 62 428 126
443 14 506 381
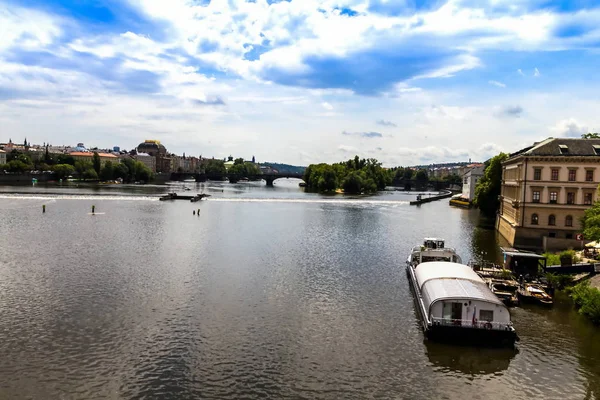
408 238 462 265
414 262 512 330
501 248 547 278
424 238 445 249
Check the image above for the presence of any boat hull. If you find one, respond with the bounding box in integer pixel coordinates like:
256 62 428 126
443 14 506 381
517 291 553 307
406 265 518 347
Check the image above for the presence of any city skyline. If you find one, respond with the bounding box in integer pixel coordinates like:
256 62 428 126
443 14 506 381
2 0 600 166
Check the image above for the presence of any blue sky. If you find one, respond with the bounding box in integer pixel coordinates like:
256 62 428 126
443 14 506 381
1 0 600 166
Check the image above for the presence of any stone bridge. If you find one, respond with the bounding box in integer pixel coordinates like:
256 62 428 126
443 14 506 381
170 172 305 186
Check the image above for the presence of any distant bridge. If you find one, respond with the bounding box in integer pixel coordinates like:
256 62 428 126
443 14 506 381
170 172 305 186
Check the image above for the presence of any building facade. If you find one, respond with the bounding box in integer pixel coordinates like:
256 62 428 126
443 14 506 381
0 149 6 165
70 152 120 166
461 164 485 202
134 153 156 173
497 138 600 250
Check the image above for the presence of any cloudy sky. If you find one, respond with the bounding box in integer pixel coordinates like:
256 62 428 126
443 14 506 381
1 0 600 166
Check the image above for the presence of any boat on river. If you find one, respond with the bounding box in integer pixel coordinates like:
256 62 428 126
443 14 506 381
488 279 519 306
517 283 553 307
406 259 518 347
407 238 462 266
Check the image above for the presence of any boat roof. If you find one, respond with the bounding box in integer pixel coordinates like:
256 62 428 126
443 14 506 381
500 248 546 259
415 261 483 290
416 261 504 307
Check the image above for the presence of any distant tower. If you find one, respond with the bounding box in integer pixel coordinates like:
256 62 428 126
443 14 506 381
228 155 233 162
469 158 471 163
252 155 255 163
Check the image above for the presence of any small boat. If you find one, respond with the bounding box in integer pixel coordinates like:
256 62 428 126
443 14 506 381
407 238 462 266
489 279 519 306
517 283 553 307
406 260 518 347
183 186 191 191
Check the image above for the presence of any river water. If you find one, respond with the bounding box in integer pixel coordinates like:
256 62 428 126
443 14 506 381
0 180 598 399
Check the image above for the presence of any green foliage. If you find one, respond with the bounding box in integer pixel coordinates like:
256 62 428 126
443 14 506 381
6 160 31 172
567 281 600 324
229 160 261 177
92 152 101 175
100 161 114 181
582 133 600 139
415 169 429 183
234 157 244 165
74 160 93 175
473 152 508 216
545 273 574 290
203 159 227 175
82 168 98 181
304 157 390 194
444 174 462 185
56 154 75 165
582 201 600 242
543 250 580 267
543 252 561 266
52 164 75 180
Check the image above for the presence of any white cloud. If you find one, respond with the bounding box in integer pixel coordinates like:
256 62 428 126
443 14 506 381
534 67 541 77
321 102 334 110
517 69 524 76
550 118 588 138
488 80 506 88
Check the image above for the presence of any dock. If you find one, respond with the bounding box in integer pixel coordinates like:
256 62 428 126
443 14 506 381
159 193 211 202
409 190 453 205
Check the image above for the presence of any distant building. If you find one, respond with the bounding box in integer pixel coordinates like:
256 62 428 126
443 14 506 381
497 137 600 250
136 140 170 173
113 146 120 153
134 152 156 173
70 152 119 166
461 164 485 202
0 149 6 165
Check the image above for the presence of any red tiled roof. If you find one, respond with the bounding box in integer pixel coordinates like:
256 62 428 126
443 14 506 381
71 152 118 158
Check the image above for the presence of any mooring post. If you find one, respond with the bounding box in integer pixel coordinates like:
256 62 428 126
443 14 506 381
92 205 95 214
193 210 196 215
42 204 46 213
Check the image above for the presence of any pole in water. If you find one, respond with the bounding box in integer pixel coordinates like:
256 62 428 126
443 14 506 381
42 204 46 213
197 209 200 215
193 210 196 215
92 205 95 214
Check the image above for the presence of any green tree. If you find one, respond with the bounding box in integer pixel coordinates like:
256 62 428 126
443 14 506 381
100 161 114 181
6 160 30 172
56 154 75 165
82 168 98 180
582 200 600 241
582 133 600 139
92 152 101 175
234 157 244 165
473 152 509 216
403 168 414 180
204 159 226 175
74 160 93 176
52 164 75 180
415 169 429 183
113 163 130 181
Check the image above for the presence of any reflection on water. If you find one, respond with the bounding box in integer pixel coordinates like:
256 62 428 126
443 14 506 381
0 181 599 399
425 341 517 375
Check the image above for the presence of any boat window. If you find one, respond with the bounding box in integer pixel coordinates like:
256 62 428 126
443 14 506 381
480 310 493 322
437 240 444 249
451 303 462 320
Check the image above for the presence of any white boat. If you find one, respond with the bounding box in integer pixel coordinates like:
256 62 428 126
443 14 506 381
407 238 462 267
406 259 518 347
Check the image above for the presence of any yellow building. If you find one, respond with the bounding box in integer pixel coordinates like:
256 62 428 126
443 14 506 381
497 138 600 251
70 152 119 166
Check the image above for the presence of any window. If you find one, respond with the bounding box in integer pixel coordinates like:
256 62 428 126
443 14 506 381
532 191 540 203
479 310 494 322
594 145 600 155
533 168 541 180
531 214 539 225
463 177 468 184
566 233 573 239
551 168 559 180
585 193 593 205
549 214 556 226
586 170 594 182
550 191 558 204
559 144 569 154
549 232 556 238
567 192 575 205
566 215 573 227
568 169 576 181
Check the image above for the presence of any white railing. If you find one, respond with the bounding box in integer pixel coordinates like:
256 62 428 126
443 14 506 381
430 317 513 331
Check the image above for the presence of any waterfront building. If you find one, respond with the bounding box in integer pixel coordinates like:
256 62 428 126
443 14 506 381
224 155 235 171
136 140 170 173
496 137 600 251
70 152 119 166
134 152 156 173
461 164 485 202
0 149 6 165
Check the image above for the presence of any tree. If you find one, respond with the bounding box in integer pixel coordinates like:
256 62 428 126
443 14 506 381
82 168 98 180
473 152 509 216
403 168 414 180
52 164 75 180
100 161 114 181
74 160 93 176
234 157 244 165
204 159 226 175
56 154 75 165
582 133 600 139
582 201 600 242
6 160 30 173
415 169 429 182
92 152 101 175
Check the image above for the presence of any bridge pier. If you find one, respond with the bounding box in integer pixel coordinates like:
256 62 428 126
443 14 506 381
264 177 275 186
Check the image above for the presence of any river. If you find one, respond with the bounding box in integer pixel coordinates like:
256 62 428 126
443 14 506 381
0 180 598 399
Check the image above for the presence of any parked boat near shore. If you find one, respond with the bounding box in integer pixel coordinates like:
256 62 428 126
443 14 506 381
488 279 519 306
517 283 553 307
407 258 518 347
407 238 462 266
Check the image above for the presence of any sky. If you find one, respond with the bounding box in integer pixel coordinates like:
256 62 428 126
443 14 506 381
1 0 600 166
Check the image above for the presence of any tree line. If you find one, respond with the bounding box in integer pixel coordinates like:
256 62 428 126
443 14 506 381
0 149 154 183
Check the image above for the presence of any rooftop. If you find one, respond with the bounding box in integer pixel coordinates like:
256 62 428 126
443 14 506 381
508 137 600 159
70 152 118 158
